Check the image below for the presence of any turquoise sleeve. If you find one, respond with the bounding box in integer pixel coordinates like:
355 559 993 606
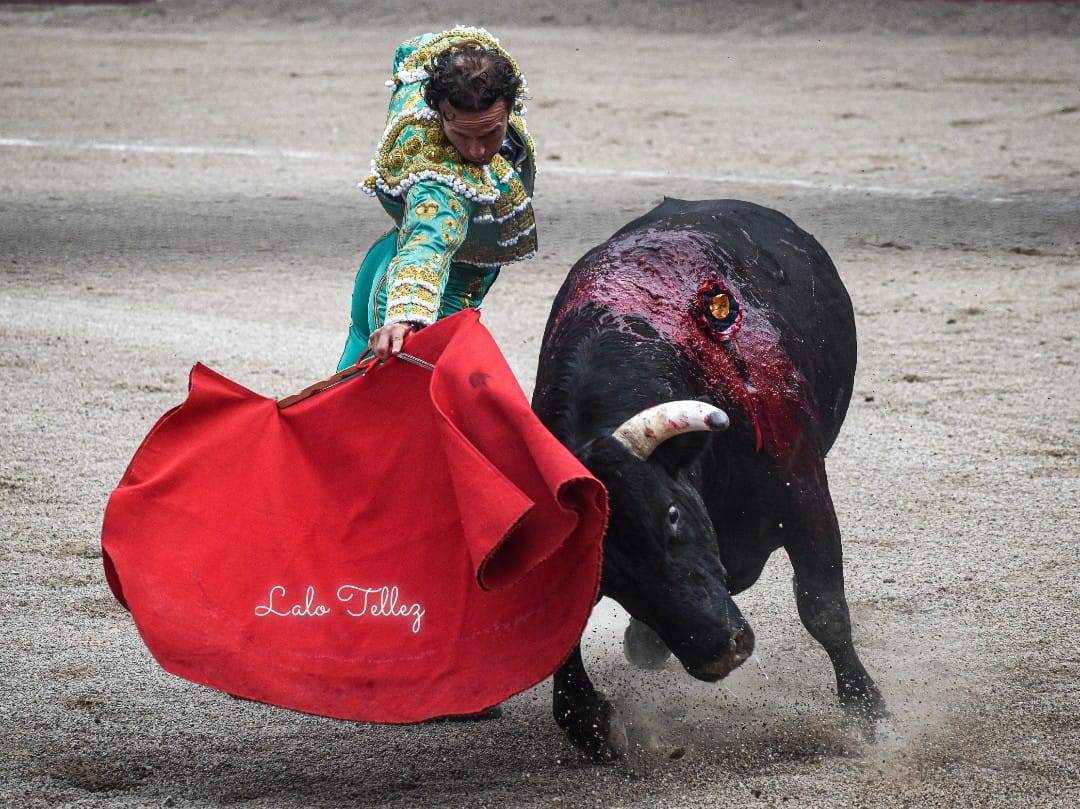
382 181 471 327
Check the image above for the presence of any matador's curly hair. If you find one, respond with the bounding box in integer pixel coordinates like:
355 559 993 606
422 44 522 115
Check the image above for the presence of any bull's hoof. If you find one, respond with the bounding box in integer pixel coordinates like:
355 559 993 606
838 676 888 723
623 618 671 671
555 694 627 763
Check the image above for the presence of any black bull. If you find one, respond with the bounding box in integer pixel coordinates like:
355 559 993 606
532 198 886 759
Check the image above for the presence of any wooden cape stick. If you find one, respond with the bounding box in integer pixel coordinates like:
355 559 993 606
277 356 378 409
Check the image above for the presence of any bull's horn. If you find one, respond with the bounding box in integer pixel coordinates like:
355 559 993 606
612 400 730 460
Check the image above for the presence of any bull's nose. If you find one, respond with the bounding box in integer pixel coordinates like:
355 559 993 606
685 627 755 682
733 626 754 658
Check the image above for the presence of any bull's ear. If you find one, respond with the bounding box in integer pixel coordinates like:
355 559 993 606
575 434 647 482
575 434 621 471
579 431 713 479
650 431 715 477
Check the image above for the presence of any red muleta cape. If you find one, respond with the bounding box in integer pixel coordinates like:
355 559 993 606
101 310 607 723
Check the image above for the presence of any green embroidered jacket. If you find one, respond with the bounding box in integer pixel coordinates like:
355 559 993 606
361 27 538 327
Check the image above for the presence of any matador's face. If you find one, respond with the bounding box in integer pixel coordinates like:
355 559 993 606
440 98 509 166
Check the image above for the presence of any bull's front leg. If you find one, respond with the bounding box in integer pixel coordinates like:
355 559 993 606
784 482 887 721
552 645 626 761
791 562 886 719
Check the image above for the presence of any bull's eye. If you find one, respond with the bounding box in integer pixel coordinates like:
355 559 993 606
667 505 680 527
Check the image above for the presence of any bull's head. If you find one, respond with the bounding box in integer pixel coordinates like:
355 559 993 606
580 400 754 682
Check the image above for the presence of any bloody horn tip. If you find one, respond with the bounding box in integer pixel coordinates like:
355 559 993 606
612 400 731 460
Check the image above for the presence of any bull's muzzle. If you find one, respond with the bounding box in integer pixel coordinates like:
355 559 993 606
684 625 755 682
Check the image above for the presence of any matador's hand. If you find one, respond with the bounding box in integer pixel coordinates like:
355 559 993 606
368 322 416 360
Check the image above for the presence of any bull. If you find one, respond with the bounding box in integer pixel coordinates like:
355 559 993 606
532 198 886 760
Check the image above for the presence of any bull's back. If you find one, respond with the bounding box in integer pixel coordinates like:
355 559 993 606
540 198 857 452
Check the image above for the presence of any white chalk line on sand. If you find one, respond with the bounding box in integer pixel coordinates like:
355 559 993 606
544 163 1018 202
0 136 324 161
1 135 1022 203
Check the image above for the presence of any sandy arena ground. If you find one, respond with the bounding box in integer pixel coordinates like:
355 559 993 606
1 1 1077 807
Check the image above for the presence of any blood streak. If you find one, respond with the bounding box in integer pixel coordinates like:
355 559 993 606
553 227 813 464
